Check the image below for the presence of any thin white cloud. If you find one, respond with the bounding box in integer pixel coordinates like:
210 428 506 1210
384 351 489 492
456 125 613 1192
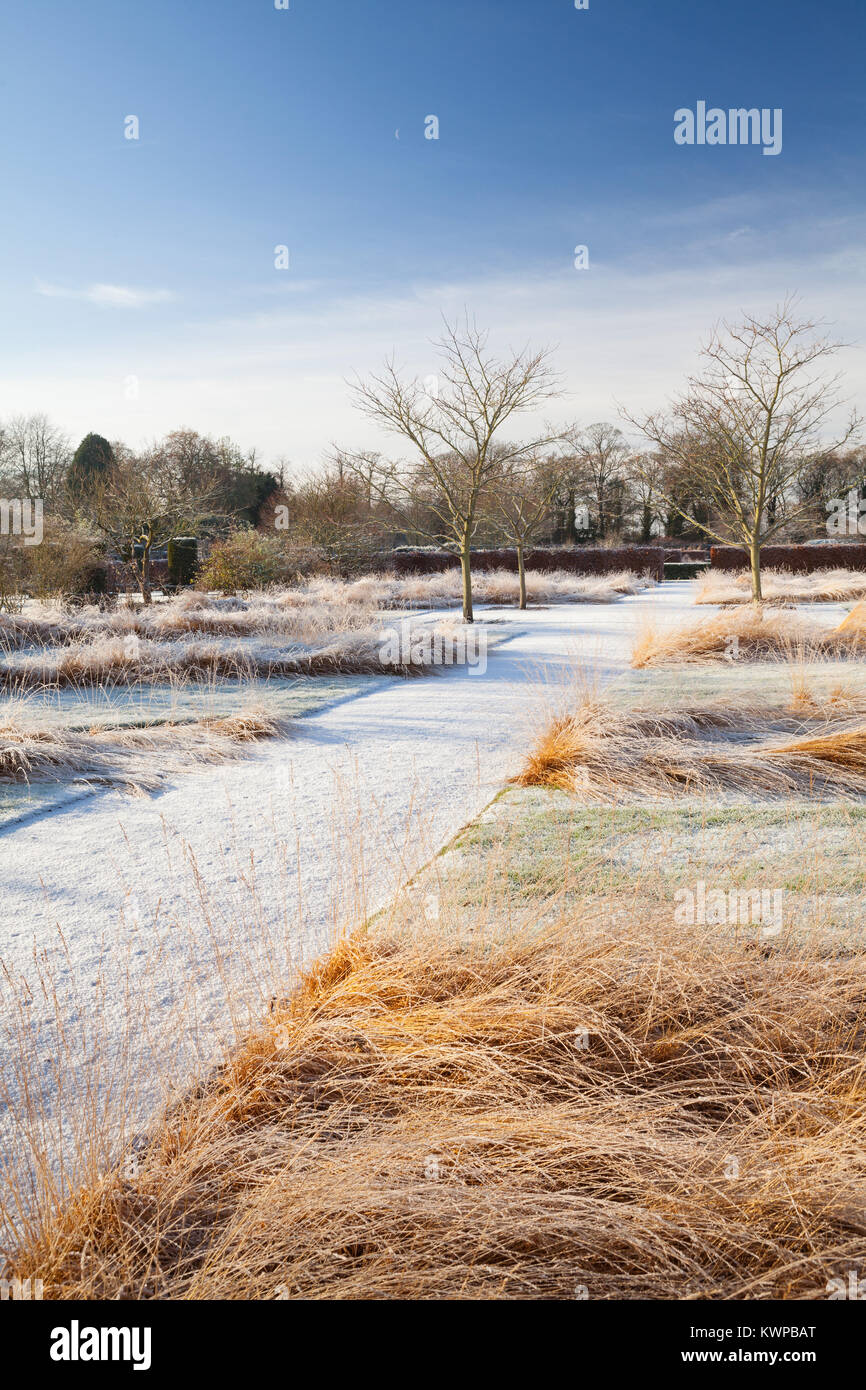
15 234 866 468
35 280 174 308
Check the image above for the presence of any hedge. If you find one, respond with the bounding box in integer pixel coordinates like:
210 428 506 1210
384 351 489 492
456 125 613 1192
167 537 198 587
388 547 665 580
710 544 866 573
664 561 710 580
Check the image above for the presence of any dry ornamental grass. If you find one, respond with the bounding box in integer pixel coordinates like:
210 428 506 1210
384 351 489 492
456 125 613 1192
632 607 866 669
0 570 645 692
7 916 864 1300
694 567 866 607
306 568 647 609
0 568 645 654
838 601 866 635
4 568 862 1304
514 694 866 801
0 705 289 792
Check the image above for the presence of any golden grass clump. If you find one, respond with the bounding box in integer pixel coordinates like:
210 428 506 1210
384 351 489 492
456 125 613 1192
837 600 866 635
694 567 866 606
7 915 865 1300
787 674 862 716
631 607 865 669
514 694 866 801
199 709 285 742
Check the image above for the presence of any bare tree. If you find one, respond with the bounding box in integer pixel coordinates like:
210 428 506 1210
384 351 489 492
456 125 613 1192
88 444 222 603
290 461 388 574
624 300 859 601
341 318 562 621
145 429 276 526
0 413 70 504
0 528 27 612
485 452 571 608
623 451 666 543
566 422 630 541
792 446 866 537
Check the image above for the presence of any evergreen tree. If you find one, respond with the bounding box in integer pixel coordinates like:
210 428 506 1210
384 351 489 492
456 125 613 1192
68 432 114 500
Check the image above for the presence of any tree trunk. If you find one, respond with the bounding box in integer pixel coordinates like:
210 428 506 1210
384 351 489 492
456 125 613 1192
140 544 153 605
641 504 652 544
460 543 473 623
749 537 762 604
517 541 527 610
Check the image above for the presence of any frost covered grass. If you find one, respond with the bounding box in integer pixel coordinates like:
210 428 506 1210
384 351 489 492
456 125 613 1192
0 592 383 653
694 566 866 606
0 567 646 656
6 594 863 1302
0 612 487 690
0 565 645 691
4 664 866 1300
0 704 288 792
631 606 866 668
6 884 865 1300
296 567 648 609
0 575 565 689
515 688 866 801
0 630 434 690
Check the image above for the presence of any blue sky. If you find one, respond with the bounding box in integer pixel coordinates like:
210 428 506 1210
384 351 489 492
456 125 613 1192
1 0 864 467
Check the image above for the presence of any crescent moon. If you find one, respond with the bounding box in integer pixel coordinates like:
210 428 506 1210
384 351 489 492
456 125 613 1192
395 128 400 139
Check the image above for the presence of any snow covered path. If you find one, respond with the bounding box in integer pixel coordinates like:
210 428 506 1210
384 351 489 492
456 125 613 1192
0 584 700 1185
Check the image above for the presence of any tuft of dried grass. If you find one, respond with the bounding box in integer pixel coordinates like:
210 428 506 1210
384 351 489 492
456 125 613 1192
514 694 866 801
288 568 646 610
837 600 866 635
787 673 862 716
631 607 865 669
0 704 289 792
199 710 285 742
7 914 864 1300
0 630 439 691
694 567 866 606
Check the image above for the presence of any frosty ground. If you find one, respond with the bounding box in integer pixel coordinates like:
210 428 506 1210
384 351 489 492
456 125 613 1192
0 581 853 1194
